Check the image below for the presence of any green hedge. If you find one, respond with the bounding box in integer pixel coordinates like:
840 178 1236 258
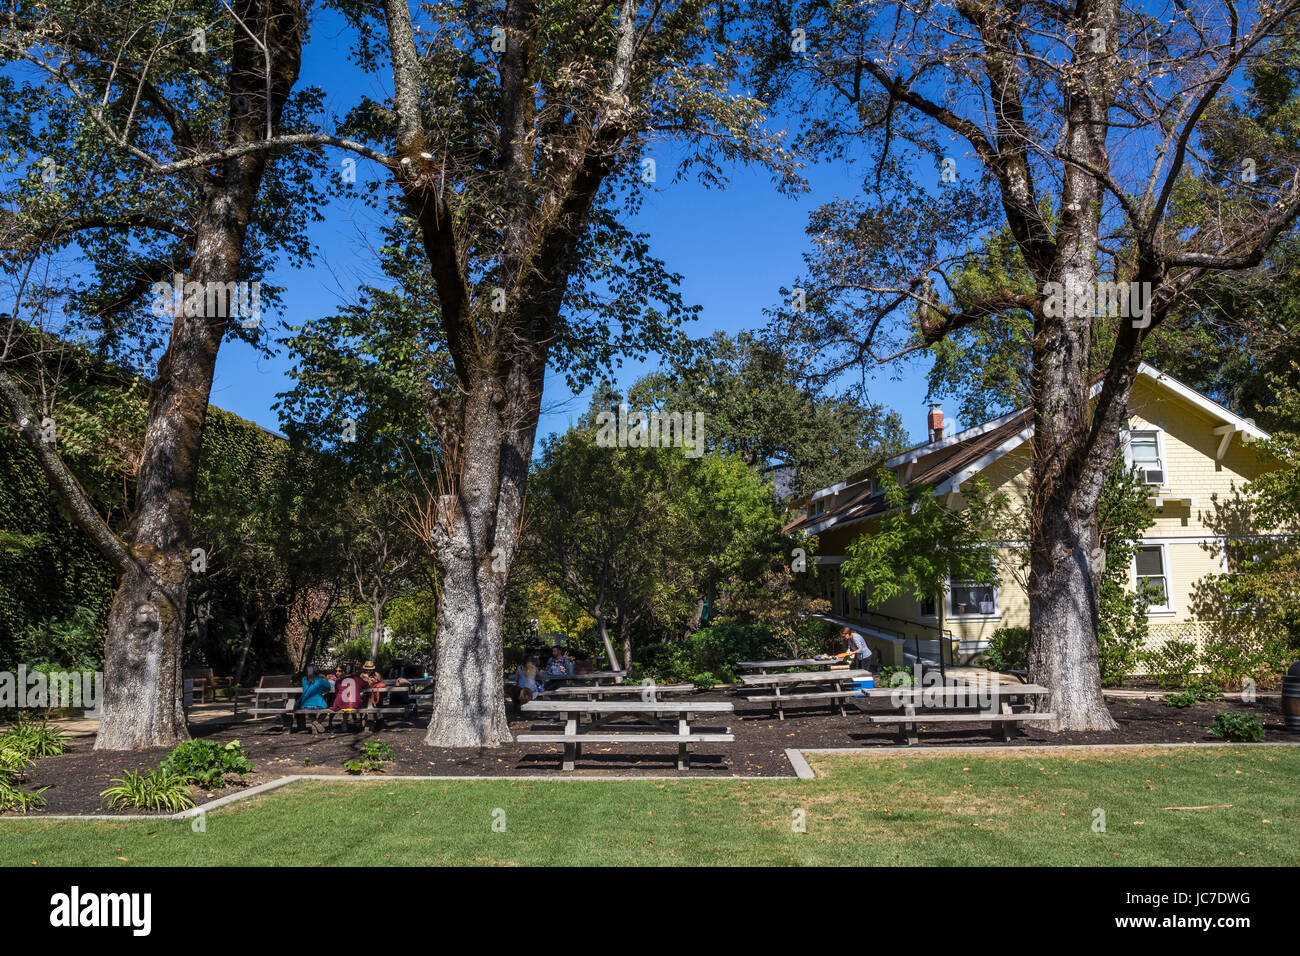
0 343 286 673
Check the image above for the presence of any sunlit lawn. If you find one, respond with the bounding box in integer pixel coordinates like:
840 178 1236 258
2 746 1296 866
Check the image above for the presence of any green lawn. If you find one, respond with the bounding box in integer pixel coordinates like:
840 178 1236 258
2 746 1296 865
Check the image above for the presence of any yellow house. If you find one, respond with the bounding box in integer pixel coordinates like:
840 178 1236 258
786 364 1280 669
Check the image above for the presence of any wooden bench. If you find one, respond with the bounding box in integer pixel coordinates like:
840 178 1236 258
739 669 871 719
248 674 296 716
518 701 734 770
288 706 406 733
736 658 843 675
863 683 1054 744
867 704 1056 744
183 667 233 704
248 675 407 732
545 683 694 701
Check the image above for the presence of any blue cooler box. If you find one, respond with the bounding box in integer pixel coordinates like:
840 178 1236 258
852 674 874 696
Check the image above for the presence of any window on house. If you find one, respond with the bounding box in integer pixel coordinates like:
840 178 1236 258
810 499 826 517
919 595 937 618
949 581 998 616
1135 545 1169 610
1129 431 1165 486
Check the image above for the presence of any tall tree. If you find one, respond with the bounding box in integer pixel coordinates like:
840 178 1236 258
314 0 794 745
631 331 910 495
754 0 1300 729
0 1 317 747
522 399 788 669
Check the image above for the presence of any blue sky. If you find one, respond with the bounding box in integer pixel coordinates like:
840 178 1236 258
207 11 943 449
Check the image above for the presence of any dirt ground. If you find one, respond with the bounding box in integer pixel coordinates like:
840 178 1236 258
13 688 1292 816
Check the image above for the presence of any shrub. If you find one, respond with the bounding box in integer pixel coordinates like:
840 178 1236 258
689 672 717 690
1201 633 1294 690
982 627 1029 673
879 665 914 688
1207 712 1265 742
15 605 102 673
1162 680 1222 708
0 745 48 813
160 739 253 790
0 714 68 760
345 740 393 775
101 770 196 812
1140 639 1202 689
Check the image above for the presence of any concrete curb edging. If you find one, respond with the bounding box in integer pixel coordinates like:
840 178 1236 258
784 748 815 779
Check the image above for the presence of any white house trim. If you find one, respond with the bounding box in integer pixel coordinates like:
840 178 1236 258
934 426 1035 497
1137 363 1270 442
797 363 1270 532
884 406 1030 468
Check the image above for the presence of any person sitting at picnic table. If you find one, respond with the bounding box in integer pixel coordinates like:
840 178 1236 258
543 645 574 678
327 665 344 688
331 664 361 712
359 660 388 705
835 627 874 669
513 656 546 712
300 665 333 709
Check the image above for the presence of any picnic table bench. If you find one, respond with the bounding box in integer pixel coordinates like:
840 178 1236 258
518 700 733 770
544 683 694 701
248 680 409 732
735 658 845 674
862 682 1055 744
538 670 627 686
738 669 871 719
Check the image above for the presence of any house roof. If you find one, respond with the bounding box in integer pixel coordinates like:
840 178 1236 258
786 363 1271 536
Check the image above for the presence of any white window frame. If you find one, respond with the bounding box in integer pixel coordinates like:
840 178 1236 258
1123 426 1169 490
945 574 1001 620
1132 542 1173 614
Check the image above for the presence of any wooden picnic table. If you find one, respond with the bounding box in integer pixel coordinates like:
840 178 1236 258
862 682 1055 744
540 670 627 686
735 658 844 674
518 700 733 770
248 686 408 732
544 683 694 701
738 668 871 719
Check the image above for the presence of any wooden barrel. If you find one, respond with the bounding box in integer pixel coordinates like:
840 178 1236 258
1283 661 1300 732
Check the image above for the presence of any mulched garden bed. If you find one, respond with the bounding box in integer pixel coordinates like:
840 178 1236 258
13 689 1292 816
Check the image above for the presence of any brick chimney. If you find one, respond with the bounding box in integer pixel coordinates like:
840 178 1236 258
927 404 944 441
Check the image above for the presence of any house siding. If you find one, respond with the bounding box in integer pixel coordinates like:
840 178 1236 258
804 374 1283 667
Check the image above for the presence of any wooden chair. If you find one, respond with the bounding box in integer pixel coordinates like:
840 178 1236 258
183 667 234 704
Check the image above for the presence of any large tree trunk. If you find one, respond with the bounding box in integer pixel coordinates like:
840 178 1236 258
95 5 303 748
425 360 542 746
1024 21 1118 731
97 567 189 748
